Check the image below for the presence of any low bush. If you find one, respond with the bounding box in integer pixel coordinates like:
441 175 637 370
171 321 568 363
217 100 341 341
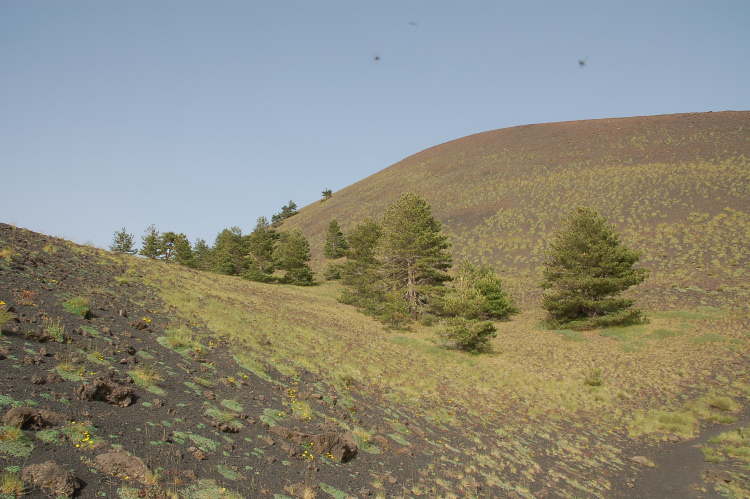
63 296 92 319
437 318 497 353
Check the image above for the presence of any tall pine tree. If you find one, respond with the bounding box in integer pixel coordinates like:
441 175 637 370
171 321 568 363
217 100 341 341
276 229 314 285
339 217 382 310
541 207 648 329
323 219 348 259
244 217 277 283
376 193 452 319
139 225 162 259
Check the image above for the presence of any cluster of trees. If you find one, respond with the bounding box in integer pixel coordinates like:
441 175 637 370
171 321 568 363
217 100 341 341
271 200 298 225
325 196 647 350
112 194 648 353
326 193 516 353
110 215 314 286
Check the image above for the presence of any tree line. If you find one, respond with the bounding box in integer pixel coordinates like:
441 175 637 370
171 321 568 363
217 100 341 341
109 200 314 286
111 193 648 352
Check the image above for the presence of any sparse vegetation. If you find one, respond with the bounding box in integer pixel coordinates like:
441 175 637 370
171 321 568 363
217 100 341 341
42 316 69 342
63 296 92 319
1 470 25 496
0 304 15 332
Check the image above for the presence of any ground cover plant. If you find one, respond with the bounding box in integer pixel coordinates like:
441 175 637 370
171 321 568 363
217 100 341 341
0 111 748 497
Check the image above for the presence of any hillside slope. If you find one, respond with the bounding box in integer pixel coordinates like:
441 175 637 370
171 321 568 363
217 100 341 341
283 111 750 309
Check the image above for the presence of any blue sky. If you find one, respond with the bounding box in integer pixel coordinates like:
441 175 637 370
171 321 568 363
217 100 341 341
2 1 749 249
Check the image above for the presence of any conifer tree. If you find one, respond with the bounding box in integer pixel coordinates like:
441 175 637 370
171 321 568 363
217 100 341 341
139 225 162 259
275 229 314 285
211 227 248 276
159 231 179 263
171 233 194 267
541 207 648 328
109 228 137 254
271 200 298 224
244 217 277 283
339 217 382 308
443 259 516 320
376 193 452 319
323 219 348 259
192 238 214 271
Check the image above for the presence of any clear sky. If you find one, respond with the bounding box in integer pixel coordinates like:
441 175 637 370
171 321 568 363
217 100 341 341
2 1 749 249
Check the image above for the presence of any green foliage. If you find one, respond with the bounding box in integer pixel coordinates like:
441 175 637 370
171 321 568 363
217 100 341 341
441 259 516 320
212 227 247 276
321 188 333 200
541 207 648 329
276 229 315 285
109 227 137 254
0 305 15 331
63 296 92 319
139 224 161 259
271 199 298 224
437 318 497 353
376 193 452 319
243 217 277 282
192 238 214 271
323 263 341 280
583 366 603 386
338 217 388 317
43 316 70 342
323 219 349 259
158 231 193 266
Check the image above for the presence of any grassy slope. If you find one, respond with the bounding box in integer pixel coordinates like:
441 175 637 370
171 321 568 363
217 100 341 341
282 111 750 311
138 112 750 496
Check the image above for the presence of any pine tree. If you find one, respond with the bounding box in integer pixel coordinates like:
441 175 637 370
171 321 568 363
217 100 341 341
376 193 452 319
109 228 137 254
192 238 214 271
541 207 648 329
443 259 516 320
321 188 333 201
276 229 314 285
271 200 299 224
139 225 162 259
159 231 179 263
323 219 348 259
243 217 277 283
212 227 247 275
171 233 194 267
339 217 382 309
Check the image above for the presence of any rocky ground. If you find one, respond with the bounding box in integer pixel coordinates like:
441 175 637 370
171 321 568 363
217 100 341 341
0 223 434 498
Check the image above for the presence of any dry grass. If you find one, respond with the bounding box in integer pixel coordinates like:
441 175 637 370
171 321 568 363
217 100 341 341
137 258 750 444
1 470 25 496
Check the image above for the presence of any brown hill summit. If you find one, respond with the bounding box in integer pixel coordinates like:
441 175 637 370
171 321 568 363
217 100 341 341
284 111 750 309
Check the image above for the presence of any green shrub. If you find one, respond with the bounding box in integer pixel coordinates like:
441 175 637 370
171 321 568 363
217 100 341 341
42 316 69 343
323 263 342 281
0 305 15 332
584 366 603 386
709 396 737 412
442 259 516 320
437 318 497 353
63 296 92 319
1 470 25 496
